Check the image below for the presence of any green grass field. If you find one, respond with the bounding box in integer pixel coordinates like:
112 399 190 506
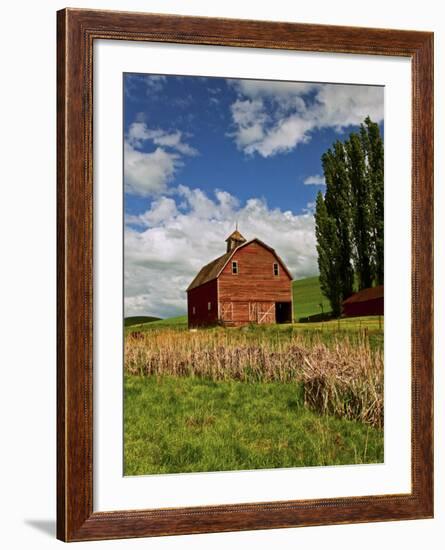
124 276 383 475
124 375 383 475
292 276 332 320
124 315 161 327
137 315 188 329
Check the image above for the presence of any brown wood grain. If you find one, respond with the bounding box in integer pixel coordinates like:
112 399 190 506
57 8 434 542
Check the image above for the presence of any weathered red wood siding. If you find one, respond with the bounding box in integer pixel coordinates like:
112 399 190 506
343 297 384 317
218 242 292 325
187 279 218 327
219 301 276 325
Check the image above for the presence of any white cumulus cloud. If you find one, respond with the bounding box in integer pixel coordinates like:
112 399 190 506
229 99 268 150
228 79 318 100
124 142 182 196
304 174 326 186
124 121 198 197
228 79 384 158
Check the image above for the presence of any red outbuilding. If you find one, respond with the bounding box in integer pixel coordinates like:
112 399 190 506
342 285 384 317
186 230 293 328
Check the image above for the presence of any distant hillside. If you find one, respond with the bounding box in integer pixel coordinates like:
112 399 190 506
124 316 162 327
125 315 188 332
292 276 332 321
142 316 188 329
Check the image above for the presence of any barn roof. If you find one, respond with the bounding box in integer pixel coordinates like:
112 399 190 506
343 285 384 304
186 238 293 291
186 251 233 291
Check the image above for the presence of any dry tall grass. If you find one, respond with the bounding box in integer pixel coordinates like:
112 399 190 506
125 329 383 428
299 342 383 428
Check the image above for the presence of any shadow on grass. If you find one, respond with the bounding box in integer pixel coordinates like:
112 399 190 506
298 312 335 323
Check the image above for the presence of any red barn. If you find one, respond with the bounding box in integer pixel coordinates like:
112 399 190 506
187 230 293 328
342 285 384 317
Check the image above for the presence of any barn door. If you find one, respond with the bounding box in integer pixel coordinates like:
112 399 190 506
258 302 275 324
249 302 275 324
249 302 258 322
220 302 233 322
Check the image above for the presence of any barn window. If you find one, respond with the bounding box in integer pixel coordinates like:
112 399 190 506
273 262 279 276
192 306 196 315
232 261 238 274
208 302 211 310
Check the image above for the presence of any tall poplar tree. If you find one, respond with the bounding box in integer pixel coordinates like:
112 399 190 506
314 192 342 317
322 141 354 301
314 116 384 315
346 132 373 290
360 116 384 285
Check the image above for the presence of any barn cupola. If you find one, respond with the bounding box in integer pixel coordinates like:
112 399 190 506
225 229 246 253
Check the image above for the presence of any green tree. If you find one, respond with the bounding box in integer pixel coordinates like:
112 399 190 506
314 192 342 317
314 117 384 314
346 132 373 290
360 116 384 285
322 141 354 300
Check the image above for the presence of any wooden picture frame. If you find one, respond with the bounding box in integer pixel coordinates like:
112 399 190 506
57 8 434 542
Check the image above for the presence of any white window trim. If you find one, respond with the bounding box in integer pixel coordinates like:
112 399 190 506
273 262 279 276
232 261 238 275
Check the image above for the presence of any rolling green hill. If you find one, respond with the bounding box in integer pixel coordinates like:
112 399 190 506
127 315 188 332
292 276 332 321
124 316 162 327
146 315 188 328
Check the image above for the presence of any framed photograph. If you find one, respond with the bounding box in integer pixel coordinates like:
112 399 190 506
57 8 433 542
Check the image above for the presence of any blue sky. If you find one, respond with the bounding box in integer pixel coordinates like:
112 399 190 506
123 74 384 318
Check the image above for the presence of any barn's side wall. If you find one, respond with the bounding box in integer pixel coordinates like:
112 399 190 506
187 279 218 327
218 241 292 306
342 297 384 317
